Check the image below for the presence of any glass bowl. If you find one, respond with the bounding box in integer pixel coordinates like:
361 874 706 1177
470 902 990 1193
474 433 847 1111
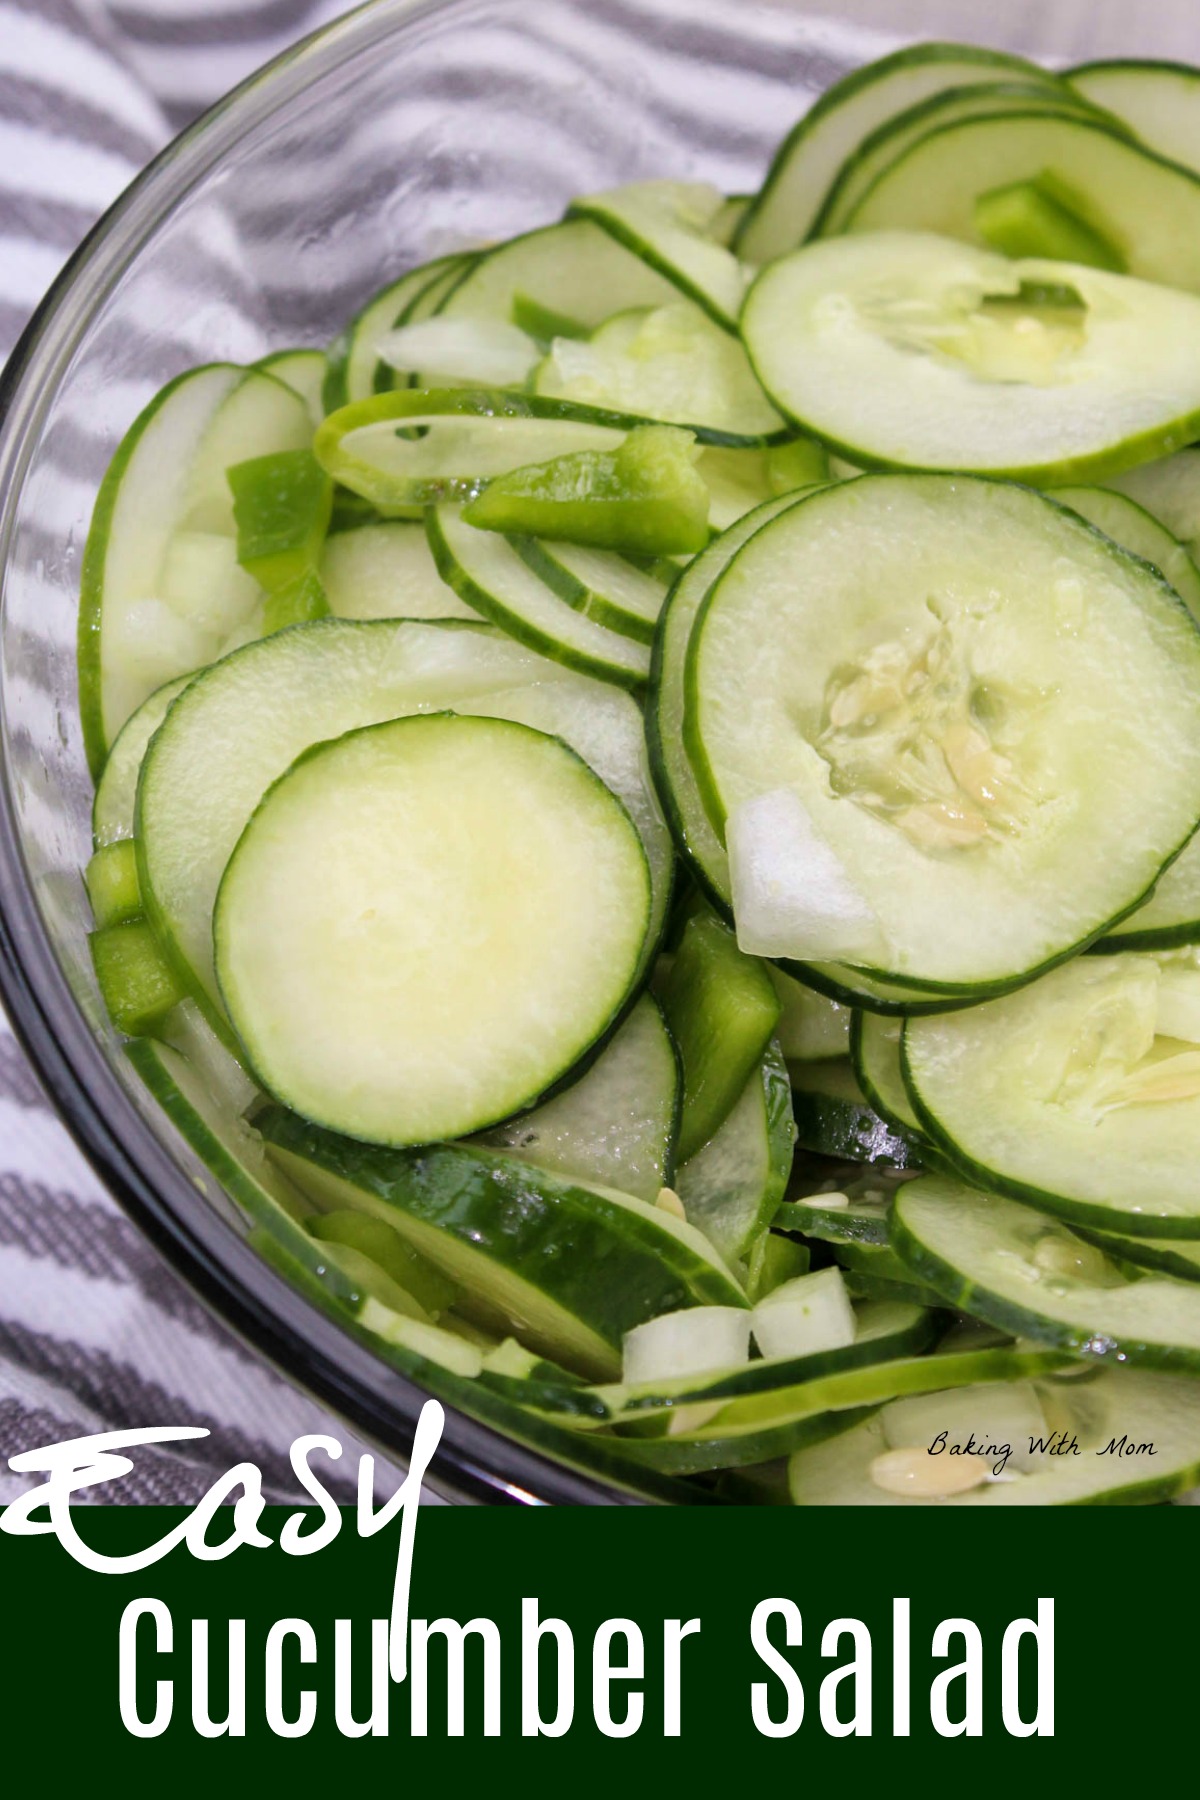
0 0 1178 1504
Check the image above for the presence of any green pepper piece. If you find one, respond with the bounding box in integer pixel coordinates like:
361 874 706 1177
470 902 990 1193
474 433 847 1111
262 566 331 634
90 920 182 1036
766 437 830 496
85 840 141 929
228 447 334 592
510 292 589 346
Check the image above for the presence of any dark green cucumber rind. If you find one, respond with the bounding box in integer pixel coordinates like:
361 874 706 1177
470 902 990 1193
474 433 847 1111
791 1085 923 1169
78 362 239 781
372 256 474 398
257 1111 745 1366
775 958 979 1018
565 198 741 336
826 1239 918 1283
683 479 1200 998
1092 915 1200 953
774 1197 891 1246
899 1025 1200 1240
1069 1225 1200 1286
890 1199 1200 1367
849 1010 931 1142
424 508 646 692
213 714 654 1142
732 41 1051 259
320 256 466 414
511 538 656 646
604 1344 1072 1475
809 82 1120 239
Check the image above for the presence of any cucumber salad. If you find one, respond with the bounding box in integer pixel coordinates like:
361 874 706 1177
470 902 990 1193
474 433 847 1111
79 42 1200 1505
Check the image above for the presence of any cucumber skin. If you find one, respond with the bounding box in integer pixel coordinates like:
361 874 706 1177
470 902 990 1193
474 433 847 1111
790 1084 923 1170
849 1010 930 1143
565 198 740 337
1070 1226 1200 1285
899 1024 1200 1240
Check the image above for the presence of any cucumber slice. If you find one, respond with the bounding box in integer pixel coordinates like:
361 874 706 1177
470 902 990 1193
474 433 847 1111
892 1176 1200 1369
427 504 651 688
605 1343 1068 1475
258 1116 746 1380
735 42 1058 263
1106 449 1200 560
215 714 651 1146
844 111 1200 295
321 255 466 412
79 363 310 774
709 195 750 248
568 183 746 332
791 1059 921 1169
788 1367 1200 1505
903 952 1200 1237
851 1012 925 1138
1069 60 1200 174
533 301 784 440
255 349 326 425
138 618 673 1032
685 475 1200 992
775 1187 893 1248
478 993 680 1202
320 521 476 621
769 967 850 1062
519 541 667 645
1053 486 1200 619
1072 1228 1200 1286
743 235 1200 481
676 1042 795 1265
973 175 1125 271
91 675 190 847
815 80 1113 238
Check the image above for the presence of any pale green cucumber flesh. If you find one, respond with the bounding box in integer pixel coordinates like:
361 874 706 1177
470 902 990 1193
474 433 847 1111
320 521 476 621
851 1012 925 1136
677 1042 795 1265
92 675 191 847
568 182 746 332
1068 60 1200 175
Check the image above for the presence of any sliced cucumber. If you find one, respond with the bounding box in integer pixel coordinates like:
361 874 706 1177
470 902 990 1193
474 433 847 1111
788 1367 1200 1505
1053 486 1200 619
533 301 784 439
138 618 673 1032
851 1012 925 1138
791 1059 921 1169
1106 449 1200 560
685 475 1200 992
1072 1227 1200 1287
433 219 678 332
769 967 850 1062
79 363 311 774
844 112 1200 295
478 993 679 1202
321 255 466 412
91 675 190 847
255 349 326 425
892 1176 1200 1370
735 42 1057 263
259 1116 745 1380
1069 60 1200 174
743 235 1200 481
775 1186 893 1248
676 1042 795 1266
815 80 1114 237
215 714 651 1146
427 503 651 687
568 182 746 332
519 540 667 644
320 521 476 621
903 953 1200 1236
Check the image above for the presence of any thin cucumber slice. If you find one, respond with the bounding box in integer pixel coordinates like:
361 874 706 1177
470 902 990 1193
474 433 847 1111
320 521 476 621
844 111 1200 295
788 1367 1200 1505
138 618 673 1033
522 541 667 644
735 42 1057 263
775 1188 894 1248
1052 486 1200 619
1107 450 1200 560
478 993 680 1203
742 235 1200 481
215 714 651 1147
892 1176 1200 1369
851 1012 925 1138
568 182 747 332
427 504 651 688
79 363 309 774
255 349 326 425
321 254 466 412
676 1043 795 1266
604 1343 1068 1475
769 967 850 1062
91 675 190 847
533 300 785 440
709 195 750 247
258 1116 746 1380
903 952 1200 1237
791 1059 921 1169
815 80 1114 238
1072 1227 1200 1287
685 475 1200 992
1069 60 1200 174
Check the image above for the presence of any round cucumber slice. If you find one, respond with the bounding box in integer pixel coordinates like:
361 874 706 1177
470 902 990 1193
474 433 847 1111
892 1176 1200 1369
851 1012 925 1138
1069 60 1200 175
844 110 1200 294
322 254 467 412
215 713 651 1147
320 521 476 621
735 42 1059 264
903 952 1200 1236
742 235 1200 481
1072 1227 1200 1287
568 182 747 332
138 618 673 1035
1052 486 1200 620
520 540 667 645
788 1367 1200 1505
1106 448 1200 560
791 1058 922 1169
91 675 190 847
686 475 1200 992
254 349 326 425
258 1114 745 1380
